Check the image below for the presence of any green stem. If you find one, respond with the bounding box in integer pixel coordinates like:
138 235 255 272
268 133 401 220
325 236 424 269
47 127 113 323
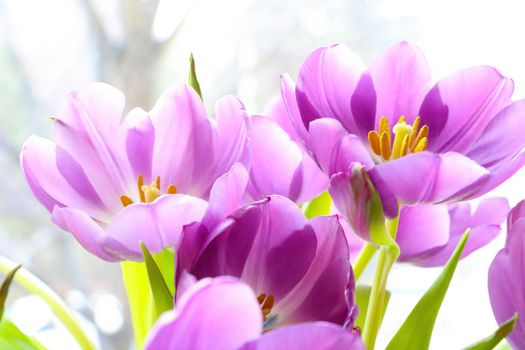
353 243 377 280
0 255 95 350
362 212 401 350
121 261 156 349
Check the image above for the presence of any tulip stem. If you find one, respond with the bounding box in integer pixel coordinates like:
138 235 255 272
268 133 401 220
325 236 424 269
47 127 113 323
121 261 157 349
0 255 96 350
353 243 377 280
362 216 400 350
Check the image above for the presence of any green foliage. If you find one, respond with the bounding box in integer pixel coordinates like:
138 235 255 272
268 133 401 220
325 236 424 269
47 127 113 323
302 191 332 219
386 230 470 350
140 243 174 316
464 314 517 350
188 53 203 99
0 265 21 321
0 318 46 350
355 285 391 331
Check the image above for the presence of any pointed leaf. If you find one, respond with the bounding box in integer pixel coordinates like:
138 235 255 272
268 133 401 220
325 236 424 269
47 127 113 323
463 313 517 350
188 53 202 99
303 191 332 219
355 285 391 331
386 230 470 350
0 318 46 350
140 243 174 316
0 265 21 321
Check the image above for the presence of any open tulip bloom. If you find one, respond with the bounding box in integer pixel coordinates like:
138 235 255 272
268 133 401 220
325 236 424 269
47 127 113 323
3 41 524 350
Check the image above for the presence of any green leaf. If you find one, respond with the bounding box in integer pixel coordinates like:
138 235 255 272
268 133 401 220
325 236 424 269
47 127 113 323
302 191 332 219
386 230 470 350
0 265 21 321
355 285 391 331
140 243 174 316
122 261 157 349
0 318 46 350
153 249 176 297
464 313 517 350
188 53 202 99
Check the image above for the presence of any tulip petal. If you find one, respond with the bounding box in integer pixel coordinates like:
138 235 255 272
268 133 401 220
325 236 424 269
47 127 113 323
51 206 120 262
369 152 488 205
295 44 374 138
489 219 525 349
247 116 327 204
466 99 525 170
144 278 262 350
124 108 155 183
369 41 433 125
54 83 131 206
308 118 374 176
402 198 508 267
150 85 214 196
204 163 249 228
279 215 351 325
240 322 365 350
280 74 310 148
420 66 513 153
396 205 450 261
20 136 109 221
104 194 208 260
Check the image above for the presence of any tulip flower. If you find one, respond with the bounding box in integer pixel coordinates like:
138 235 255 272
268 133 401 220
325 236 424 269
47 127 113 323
488 200 525 348
144 277 364 350
177 195 356 329
21 83 250 261
281 41 525 217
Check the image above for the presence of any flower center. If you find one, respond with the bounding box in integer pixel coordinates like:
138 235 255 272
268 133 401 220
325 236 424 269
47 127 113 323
367 116 428 161
120 175 177 207
257 293 275 322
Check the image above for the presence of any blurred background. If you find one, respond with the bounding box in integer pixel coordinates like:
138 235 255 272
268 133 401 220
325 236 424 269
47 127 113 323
0 0 524 349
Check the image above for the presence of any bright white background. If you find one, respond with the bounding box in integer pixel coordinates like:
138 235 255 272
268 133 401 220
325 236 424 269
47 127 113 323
0 0 524 349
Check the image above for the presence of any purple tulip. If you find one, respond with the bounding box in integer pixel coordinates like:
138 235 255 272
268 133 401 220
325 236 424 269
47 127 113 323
246 98 328 204
144 277 364 350
20 83 250 261
177 195 356 330
281 41 525 217
489 200 525 348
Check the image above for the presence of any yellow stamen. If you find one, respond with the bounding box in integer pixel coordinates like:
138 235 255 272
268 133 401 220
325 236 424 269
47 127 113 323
379 116 390 136
368 131 381 156
380 131 391 160
400 134 410 157
413 137 428 153
411 125 429 152
408 116 421 147
257 293 275 322
120 195 133 207
138 175 145 203
121 176 178 207
368 115 429 161
257 293 267 304
142 182 161 203
391 122 413 159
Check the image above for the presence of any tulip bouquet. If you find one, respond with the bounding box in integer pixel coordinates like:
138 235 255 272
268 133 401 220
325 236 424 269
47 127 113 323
1 42 524 350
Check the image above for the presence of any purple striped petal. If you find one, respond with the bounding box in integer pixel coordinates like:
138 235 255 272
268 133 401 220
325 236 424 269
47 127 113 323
369 41 433 125
421 66 513 153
